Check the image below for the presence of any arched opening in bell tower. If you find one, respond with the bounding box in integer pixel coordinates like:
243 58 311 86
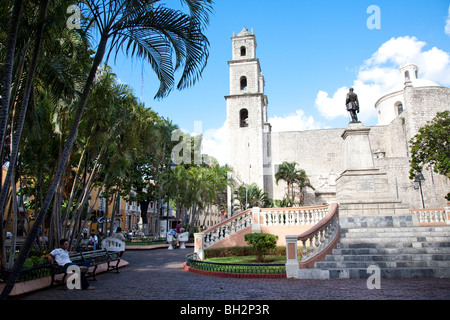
240 46 246 56
240 109 249 127
240 76 247 91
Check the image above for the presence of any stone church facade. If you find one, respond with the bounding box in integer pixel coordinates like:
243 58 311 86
226 28 450 210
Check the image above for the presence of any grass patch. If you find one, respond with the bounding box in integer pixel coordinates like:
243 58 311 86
204 245 305 262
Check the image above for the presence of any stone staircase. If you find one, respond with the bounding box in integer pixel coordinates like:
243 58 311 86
301 215 450 279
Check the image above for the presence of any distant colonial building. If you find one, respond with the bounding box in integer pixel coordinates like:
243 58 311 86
226 28 450 210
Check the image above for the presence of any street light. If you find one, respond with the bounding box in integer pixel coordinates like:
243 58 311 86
414 171 425 209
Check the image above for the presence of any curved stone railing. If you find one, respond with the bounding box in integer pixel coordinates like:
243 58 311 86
193 204 338 262
194 208 253 259
285 203 340 277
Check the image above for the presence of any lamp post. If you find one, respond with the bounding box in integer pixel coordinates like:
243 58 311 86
414 171 425 209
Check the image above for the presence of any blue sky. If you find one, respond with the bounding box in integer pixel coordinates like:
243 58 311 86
110 0 450 164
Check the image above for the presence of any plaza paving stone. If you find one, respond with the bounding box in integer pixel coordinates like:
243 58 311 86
13 247 450 301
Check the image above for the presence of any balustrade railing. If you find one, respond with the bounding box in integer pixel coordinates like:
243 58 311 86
201 209 253 250
194 204 338 261
410 208 449 225
285 203 340 276
260 205 329 226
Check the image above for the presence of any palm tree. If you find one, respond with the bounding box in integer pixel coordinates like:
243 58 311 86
0 0 49 229
0 0 213 299
234 183 270 211
0 0 24 162
275 161 313 205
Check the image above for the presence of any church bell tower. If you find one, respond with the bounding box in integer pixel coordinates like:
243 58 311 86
225 28 272 196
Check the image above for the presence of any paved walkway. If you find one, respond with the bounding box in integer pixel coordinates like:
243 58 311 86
13 247 450 301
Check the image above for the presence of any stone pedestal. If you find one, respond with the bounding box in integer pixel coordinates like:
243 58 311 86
194 233 205 260
336 123 409 217
285 235 299 278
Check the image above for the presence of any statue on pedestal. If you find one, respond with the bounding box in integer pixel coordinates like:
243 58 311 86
345 88 360 123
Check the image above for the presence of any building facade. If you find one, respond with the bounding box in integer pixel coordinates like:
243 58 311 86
226 28 450 210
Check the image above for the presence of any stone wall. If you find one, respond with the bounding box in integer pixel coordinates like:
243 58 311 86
269 128 344 204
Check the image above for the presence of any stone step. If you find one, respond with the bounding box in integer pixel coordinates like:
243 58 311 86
297 215 450 279
326 253 450 262
339 215 416 228
298 266 450 279
325 267 450 279
339 236 450 244
337 241 450 249
341 226 450 234
341 232 450 239
315 260 450 269
333 246 450 255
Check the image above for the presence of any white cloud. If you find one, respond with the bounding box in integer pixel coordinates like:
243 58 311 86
268 109 322 132
315 36 450 123
446 5 450 36
200 123 227 166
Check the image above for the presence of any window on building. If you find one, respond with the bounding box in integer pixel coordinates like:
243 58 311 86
397 103 403 115
240 46 246 56
240 76 247 91
240 109 249 127
99 197 106 212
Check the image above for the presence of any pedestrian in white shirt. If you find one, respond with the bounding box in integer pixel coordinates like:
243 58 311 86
45 239 95 290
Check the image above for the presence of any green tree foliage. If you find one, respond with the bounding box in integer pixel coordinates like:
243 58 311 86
274 161 313 205
0 0 215 299
244 233 278 263
409 110 450 200
234 183 271 212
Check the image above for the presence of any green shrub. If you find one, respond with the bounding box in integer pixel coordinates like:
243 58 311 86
23 256 47 269
244 233 278 262
205 246 253 259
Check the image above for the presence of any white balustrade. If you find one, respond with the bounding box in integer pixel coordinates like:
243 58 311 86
201 209 253 249
261 206 329 227
410 208 448 225
194 205 334 261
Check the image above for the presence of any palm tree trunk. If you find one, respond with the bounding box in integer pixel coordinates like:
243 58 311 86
108 190 120 235
0 0 24 272
0 0 49 223
62 139 89 224
7 180 19 269
0 0 24 163
0 33 109 299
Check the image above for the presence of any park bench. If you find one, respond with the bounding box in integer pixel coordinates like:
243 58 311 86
167 232 189 250
178 232 189 249
102 237 125 254
50 249 120 288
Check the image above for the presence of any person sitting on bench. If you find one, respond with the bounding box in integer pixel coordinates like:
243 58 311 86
86 232 98 250
168 227 177 239
45 239 95 290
